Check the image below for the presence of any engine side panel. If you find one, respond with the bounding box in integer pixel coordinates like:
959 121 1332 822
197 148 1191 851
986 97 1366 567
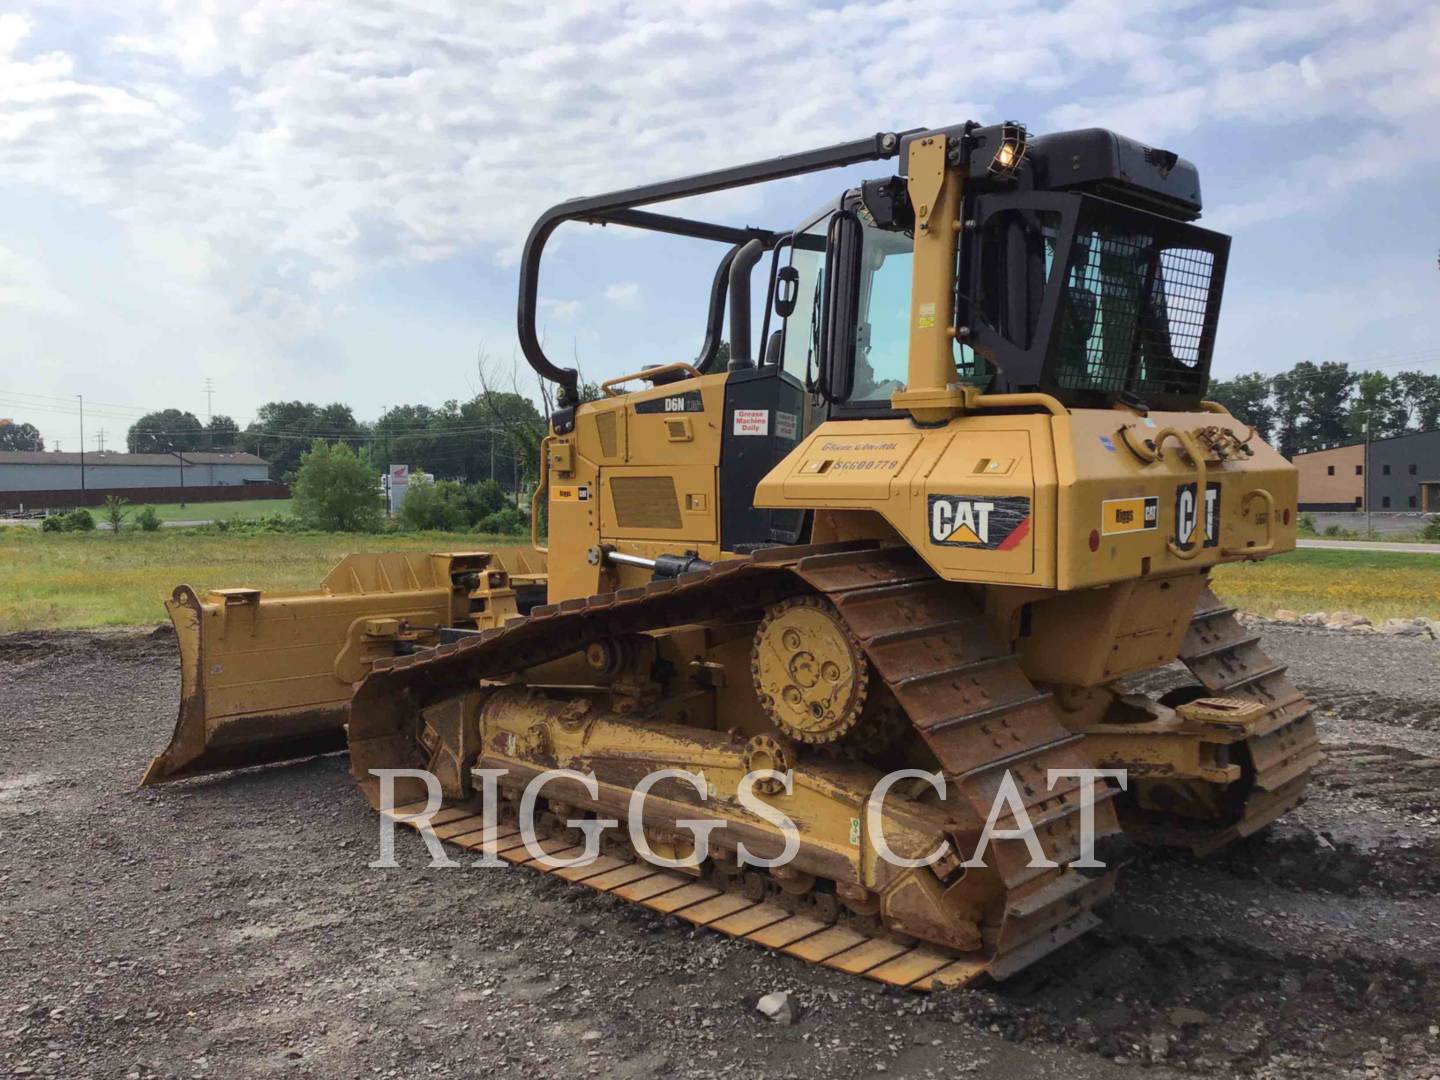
754 406 1298 591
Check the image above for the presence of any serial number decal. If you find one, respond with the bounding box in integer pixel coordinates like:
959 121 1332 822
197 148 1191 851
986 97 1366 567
828 458 901 472
635 390 704 415
1102 495 1159 535
928 494 1032 550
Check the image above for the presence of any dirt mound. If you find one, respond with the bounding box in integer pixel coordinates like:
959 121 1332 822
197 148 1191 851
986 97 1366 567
0 627 175 668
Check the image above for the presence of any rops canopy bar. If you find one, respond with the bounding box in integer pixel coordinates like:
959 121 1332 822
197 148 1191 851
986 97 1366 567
517 131 907 405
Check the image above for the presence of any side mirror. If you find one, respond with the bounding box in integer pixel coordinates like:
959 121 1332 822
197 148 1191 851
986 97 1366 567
818 211 863 402
774 265 799 319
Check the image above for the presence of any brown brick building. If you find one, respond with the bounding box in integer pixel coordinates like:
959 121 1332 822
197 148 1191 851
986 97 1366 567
1292 443 1365 511
1293 431 1440 512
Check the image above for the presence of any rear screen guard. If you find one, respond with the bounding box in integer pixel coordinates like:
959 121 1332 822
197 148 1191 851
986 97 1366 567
957 191 1231 410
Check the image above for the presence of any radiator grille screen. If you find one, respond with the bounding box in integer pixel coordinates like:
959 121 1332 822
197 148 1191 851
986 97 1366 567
610 475 682 530
595 411 618 458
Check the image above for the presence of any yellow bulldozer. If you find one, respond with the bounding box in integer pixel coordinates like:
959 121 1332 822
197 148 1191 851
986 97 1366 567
143 120 1319 991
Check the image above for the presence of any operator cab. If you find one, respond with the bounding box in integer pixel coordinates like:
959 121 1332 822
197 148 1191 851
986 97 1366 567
519 122 1230 556
771 125 1228 425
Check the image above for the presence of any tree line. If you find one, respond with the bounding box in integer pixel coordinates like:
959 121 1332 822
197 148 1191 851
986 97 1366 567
0 420 46 451
111 391 548 489
1207 363 1440 459
21 352 1426 480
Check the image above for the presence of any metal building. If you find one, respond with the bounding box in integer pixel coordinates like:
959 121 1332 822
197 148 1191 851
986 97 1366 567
1365 430 1440 512
0 451 273 506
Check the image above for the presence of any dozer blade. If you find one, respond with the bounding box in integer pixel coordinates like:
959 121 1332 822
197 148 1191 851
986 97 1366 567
143 549 546 785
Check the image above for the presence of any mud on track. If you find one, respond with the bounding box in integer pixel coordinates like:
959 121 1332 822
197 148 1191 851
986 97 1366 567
1 625 1438 1078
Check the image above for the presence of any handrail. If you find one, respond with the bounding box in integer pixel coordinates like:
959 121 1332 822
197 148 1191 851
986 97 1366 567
894 384 1071 418
601 363 703 397
1154 427 1209 560
963 387 1069 417
530 435 552 555
1221 488 1276 557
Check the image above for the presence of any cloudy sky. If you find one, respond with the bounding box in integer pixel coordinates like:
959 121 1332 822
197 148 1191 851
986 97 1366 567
3 1 1438 449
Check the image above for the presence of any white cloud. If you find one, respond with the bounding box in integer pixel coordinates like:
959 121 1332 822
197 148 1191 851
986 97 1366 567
1047 5 1440 226
2 1 1433 313
0 0 1437 420
0 12 32 55
538 297 581 321
603 282 641 307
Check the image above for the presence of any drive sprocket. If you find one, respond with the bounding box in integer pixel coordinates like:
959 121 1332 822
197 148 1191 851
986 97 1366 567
751 595 868 744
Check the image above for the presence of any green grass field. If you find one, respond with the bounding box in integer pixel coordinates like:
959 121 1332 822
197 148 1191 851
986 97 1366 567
1210 548 1440 621
128 498 294 522
2 530 1436 633
0 527 505 631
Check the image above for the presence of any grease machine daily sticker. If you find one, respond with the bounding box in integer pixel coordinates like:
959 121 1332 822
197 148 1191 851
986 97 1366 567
733 409 769 435
928 494 1032 550
1102 496 1159 535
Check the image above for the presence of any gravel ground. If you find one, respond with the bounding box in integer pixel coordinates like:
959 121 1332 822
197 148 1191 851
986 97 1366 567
2 625 1439 1079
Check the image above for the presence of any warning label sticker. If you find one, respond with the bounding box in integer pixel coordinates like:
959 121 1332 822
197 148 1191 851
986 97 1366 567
775 411 797 441
733 409 769 436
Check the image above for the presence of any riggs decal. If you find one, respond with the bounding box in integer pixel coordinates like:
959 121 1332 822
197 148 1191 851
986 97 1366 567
927 495 1032 550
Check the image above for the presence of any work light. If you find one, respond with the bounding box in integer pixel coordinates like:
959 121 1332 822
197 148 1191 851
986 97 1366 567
989 121 1029 177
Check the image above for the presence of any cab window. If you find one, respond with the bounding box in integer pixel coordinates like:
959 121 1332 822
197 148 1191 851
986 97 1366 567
852 224 911 402
784 205 986 408
781 217 828 387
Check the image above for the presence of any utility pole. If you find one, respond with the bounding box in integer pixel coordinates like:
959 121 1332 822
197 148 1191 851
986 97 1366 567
1364 420 1372 538
77 394 85 494
97 428 106 453
204 378 214 450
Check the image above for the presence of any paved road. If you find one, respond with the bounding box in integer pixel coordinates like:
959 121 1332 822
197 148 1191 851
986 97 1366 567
1298 538 1440 554
0 518 213 529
